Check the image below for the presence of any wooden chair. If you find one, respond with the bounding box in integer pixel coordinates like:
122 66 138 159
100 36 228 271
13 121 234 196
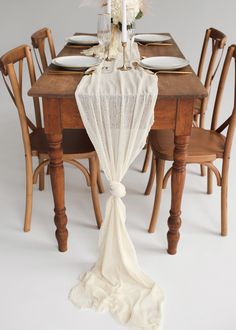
0 44 104 232
144 27 227 194
31 28 105 212
31 27 105 181
194 27 227 128
194 27 226 177
31 27 56 73
147 44 236 237
141 141 152 173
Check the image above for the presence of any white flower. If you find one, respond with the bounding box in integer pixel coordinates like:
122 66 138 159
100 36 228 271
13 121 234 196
112 0 142 25
79 1 147 25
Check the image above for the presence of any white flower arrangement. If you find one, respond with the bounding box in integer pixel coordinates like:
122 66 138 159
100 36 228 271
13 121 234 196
101 0 148 25
80 0 148 58
112 0 140 25
79 1 148 26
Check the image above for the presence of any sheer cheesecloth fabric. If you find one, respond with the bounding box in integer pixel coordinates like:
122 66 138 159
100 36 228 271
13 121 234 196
82 25 123 59
70 45 164 329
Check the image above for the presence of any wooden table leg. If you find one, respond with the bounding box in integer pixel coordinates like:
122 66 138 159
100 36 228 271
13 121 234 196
167 135 189 254
167 98 193 255
43 98 68 252
47 133 68 252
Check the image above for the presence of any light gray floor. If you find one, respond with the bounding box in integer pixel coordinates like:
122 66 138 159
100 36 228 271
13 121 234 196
0 109 236 329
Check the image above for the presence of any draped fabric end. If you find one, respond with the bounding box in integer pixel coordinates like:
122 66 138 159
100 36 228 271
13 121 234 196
70 44 164 329
69 273 164 330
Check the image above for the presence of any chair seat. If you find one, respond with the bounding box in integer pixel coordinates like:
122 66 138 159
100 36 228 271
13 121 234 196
30 128 95 155
149 128 226 162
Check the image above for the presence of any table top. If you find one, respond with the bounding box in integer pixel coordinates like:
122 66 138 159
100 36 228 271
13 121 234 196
28 33 207 100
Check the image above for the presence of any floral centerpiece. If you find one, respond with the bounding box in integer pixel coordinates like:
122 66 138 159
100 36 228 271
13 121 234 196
111 0 146 26
81 0 148 58
106 0 148 57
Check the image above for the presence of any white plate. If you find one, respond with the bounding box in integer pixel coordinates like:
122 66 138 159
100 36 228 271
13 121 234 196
135 34 171 43
67 35 99 45
140 56 189 70
52 56 101 70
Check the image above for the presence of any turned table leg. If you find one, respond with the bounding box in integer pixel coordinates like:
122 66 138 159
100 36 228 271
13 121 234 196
47 133 68 252
43 98 68 252
167 135 189 255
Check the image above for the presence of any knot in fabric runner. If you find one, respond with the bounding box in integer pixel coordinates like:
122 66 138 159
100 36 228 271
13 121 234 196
72 41 163 330
110 181 126 198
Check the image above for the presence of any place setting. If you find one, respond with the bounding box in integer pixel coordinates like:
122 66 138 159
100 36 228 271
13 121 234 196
52 14 114 74
65 34 99 48
134 33 173 46
47 4 189 78
48 33 102 75
46 55 102 75
134 55 192 75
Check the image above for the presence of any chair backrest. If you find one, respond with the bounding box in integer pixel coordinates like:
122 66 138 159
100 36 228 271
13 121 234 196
31 27 56 73
210 44 236 161
0 45 42 156
198 28 227 88
197 28 227 115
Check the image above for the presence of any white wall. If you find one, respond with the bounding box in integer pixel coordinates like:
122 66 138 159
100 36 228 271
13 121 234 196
0 0 236 68
0 0 236 153
0 1 235 97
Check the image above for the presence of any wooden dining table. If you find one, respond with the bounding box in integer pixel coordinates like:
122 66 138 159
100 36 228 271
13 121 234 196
28 33 207 255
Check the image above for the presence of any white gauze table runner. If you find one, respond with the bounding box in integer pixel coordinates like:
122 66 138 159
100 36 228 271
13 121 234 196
70 47 164 329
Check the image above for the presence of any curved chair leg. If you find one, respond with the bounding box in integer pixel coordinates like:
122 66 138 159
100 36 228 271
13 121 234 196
200 113 206 177
207 166 213 194
89 156 103 229
221 159 229 236
96 156 105 193
33 160 50 184
163 167 172 189
64 159 91 186
200 165 206 176
24 156 33 232
148 158 165 233
144 155 156 195
221 178 228 236
38 155 45 191
142 142 152 173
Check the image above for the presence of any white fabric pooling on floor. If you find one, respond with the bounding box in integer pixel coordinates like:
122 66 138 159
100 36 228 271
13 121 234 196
70 45 164 329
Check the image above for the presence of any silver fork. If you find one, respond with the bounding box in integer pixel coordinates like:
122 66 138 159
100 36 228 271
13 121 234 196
136 42 173 47
132 62 192 75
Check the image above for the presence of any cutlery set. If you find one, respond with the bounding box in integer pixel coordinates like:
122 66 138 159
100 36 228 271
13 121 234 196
65 44 95 49
47 67 96 76
132 61 192 75
48 65 192 76
136 42 173 47
156 70 192 74
50 39 191 76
